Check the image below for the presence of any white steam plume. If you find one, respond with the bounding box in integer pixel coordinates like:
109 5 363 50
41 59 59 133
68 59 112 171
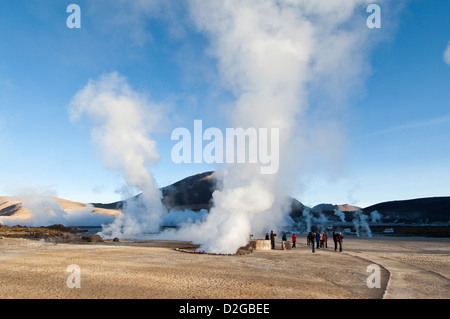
166 0 380 254
370 210 382 223
69 72 166 238
352 210 373 237
334 210 347 223
302 207 313 232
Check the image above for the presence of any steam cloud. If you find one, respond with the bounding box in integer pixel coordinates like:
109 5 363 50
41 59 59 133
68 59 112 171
69 72 166 238
370 210 382 223
352 210 373 237
334 210 347 223
160 0 380 254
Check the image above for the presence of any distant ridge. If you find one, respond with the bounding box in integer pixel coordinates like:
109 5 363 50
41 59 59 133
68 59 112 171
92 171 450 224
362 197 450 223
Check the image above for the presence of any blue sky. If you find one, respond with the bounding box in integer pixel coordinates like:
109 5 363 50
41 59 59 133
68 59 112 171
0 0 449 208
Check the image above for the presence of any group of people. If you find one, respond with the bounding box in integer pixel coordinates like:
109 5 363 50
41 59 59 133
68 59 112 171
307 231 343 253
265 230 343 253
266 231 298 249
307 231 328 249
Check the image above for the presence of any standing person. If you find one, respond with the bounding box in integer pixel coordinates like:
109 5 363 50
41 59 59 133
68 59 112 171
316 232 320 249
265 233 270 240
319 232 324 248
292 233 297 248
333 231 338 251
270 230 277 249
323 232 328 248
281 232 287 250
307 232 311 246
308 232 315 253
337 232 344 252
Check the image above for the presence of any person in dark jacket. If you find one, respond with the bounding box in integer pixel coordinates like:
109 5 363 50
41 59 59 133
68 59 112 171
333 232 338 251
315 232 320 249
270 231 277 249
308 232 315 253
337 232 344 252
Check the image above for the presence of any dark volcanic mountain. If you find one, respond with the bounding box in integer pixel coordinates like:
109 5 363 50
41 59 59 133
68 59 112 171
160 171 218 211
92 171 219 212
362 197 450 224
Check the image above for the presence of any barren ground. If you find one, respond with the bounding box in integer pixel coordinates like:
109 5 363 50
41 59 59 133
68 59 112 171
0 236 449 299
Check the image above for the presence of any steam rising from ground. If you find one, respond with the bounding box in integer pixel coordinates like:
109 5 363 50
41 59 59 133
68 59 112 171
352 210 373 237
334 210 347 223
159 0 380 254
69 72 166 238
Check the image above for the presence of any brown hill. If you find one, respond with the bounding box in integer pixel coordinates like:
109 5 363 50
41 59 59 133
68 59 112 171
0 196 120 223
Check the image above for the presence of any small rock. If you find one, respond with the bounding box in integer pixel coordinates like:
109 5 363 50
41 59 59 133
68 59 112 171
81 235 103 243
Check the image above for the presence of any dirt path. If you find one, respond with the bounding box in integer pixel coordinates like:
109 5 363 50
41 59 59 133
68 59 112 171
342 237 450 299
